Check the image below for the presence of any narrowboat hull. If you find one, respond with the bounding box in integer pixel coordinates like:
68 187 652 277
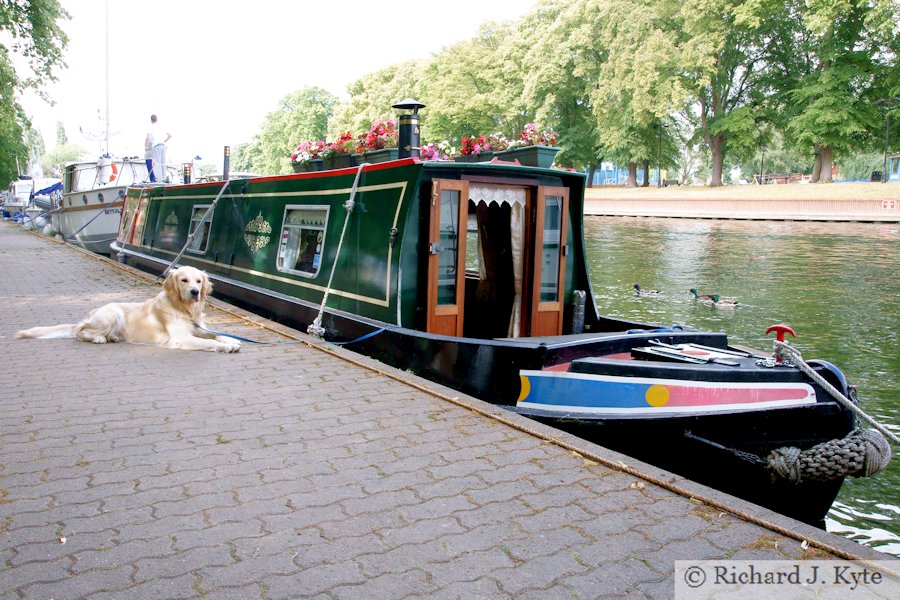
111 158 860 526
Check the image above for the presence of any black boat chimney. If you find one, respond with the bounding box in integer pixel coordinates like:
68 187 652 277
222 145 230 181
392 98 425 159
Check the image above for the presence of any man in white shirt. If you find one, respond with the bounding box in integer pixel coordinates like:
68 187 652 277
145 114 171 182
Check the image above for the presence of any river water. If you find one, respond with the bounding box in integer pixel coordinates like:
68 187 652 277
582 216 899 556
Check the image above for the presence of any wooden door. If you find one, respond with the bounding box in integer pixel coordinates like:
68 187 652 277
529 186 569 336
426 179 468 336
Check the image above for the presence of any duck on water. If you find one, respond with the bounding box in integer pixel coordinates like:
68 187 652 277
109 100 891 527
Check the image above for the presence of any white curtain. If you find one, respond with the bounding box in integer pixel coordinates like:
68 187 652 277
507 202 524 338
468 184 526 338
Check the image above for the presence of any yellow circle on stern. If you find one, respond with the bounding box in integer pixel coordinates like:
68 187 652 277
645 384 670 407
517 375 531 402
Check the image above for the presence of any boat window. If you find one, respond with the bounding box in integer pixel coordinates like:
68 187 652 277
540 194 563 302
74 165 99 192
187 205 213 254
277 205 329 278
437 188 461 304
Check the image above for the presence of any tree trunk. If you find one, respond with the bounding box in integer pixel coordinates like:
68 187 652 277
810 144 822 183
817 145 834 183
586 161 597 188
626 162 638 187
708 134 725 187
641 160 650 187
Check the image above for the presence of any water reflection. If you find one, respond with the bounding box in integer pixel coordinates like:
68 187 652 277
584 216 899 555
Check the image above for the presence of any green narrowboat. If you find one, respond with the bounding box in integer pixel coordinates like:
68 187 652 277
110 107 888 527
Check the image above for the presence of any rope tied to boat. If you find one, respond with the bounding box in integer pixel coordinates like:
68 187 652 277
308 163 368 339
760 340 895 483
773 340 899 447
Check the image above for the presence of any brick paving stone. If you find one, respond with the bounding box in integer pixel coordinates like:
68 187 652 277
134 545 237 581
396 494 478 523
330 569 439 600
463 500 541 531
431 578 510 600
640 537 723 574
86 574 197 600
171 521 264 552
425 548 519 587
500 526 592 561
0 223 884 599
21 565 134 599
0 560 71 593
72 536 174 573
378 515 466 548
493 552 591 595
569 530 660 566
314 509 407 540
355 538 453 577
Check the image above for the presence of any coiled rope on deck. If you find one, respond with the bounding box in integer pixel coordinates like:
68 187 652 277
763 340 895 483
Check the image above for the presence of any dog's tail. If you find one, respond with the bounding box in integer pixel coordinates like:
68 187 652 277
15 324 79 339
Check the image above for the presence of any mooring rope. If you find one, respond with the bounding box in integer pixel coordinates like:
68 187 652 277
767 429 891 483
307 163 368 339
774 340 899 447
748 340 897 483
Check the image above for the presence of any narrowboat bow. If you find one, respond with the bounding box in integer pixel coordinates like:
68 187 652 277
110 112 888 526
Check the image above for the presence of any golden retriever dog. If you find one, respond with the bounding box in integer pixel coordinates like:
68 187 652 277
15 266 241 353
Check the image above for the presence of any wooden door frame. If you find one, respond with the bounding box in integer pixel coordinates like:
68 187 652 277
529 186 569 336
426 179 468 336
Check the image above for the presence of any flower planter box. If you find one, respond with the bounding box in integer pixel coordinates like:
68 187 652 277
322 154 354 170
358 148 400 164
454 152 495 163
496 145 559 168
291 158 324 173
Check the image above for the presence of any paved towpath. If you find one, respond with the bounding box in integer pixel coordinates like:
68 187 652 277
0 222 885 599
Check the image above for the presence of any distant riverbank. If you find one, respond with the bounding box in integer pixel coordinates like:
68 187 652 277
584 182 900 222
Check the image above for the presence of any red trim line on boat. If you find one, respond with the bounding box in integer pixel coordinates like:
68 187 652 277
251 157 421 185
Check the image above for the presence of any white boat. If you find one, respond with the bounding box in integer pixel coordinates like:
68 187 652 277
3 176 62 224
54 156 174 255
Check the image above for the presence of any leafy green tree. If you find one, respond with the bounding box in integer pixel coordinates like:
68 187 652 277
593 0 781 186
229 142 255 173
517 0 606 175
25 125 45 173
246 86 338 175
329 61 425 139
586 1 685 186
779 0 899 182
0 0 68 187
55 120 67 145
42 141 86 177
420 22 524 144
737 130 810 183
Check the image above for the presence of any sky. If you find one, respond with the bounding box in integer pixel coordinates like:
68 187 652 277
20 0 537 173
